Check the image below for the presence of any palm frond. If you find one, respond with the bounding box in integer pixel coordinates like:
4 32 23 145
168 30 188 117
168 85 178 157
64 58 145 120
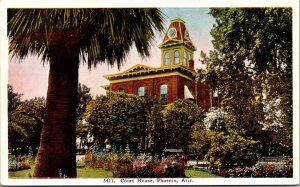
8 8 165 69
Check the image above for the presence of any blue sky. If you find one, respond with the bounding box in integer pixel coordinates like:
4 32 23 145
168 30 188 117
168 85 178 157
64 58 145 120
9 8 216 99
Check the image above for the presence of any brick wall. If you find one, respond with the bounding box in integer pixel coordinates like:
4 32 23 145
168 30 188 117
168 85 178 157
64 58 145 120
109 75 210 110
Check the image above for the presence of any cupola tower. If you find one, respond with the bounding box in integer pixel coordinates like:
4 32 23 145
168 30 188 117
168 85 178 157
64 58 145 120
158 18 196 68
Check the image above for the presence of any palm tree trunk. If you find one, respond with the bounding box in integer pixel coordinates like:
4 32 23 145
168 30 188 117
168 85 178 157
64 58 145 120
33 31 79 178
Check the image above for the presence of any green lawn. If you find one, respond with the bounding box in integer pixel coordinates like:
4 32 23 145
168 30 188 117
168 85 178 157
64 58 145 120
185 169 221 178
8 166 35 179
8 165 113 179
9 165 220 178
77 166 113 178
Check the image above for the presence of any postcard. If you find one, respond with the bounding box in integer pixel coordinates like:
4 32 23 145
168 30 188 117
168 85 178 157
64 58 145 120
1 0 299 186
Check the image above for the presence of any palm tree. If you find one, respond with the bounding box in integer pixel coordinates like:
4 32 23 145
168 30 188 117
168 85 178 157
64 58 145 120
8 9 164 178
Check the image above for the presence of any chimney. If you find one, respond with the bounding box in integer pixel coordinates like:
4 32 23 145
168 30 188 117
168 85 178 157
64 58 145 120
188 59 195 71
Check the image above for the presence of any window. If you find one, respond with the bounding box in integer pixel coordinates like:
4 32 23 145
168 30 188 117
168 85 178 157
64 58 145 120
160 84 167 105
174 50 179 64
213 89 218 97
164 52 170 65
138 86 145 97
118 88 125 93
184 51 187 65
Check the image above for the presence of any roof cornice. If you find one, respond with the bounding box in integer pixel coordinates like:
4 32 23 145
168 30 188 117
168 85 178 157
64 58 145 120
158 40 197 51
103 64 196 81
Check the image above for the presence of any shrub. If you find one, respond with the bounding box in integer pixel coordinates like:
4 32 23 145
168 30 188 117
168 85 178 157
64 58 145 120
8 155 31 171
205 130 258 169
8 158 20 171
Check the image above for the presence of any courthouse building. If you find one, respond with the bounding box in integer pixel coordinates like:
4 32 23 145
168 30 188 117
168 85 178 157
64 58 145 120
103 18 217 110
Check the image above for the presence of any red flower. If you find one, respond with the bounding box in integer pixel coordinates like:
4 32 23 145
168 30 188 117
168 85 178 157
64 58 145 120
116 161 122 170
20 161 30 169
98 160 103 168
106 160 112 171
154 163 165 178
255 171 261 177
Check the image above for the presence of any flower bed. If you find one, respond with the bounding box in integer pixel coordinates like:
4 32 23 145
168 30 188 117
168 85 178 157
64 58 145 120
254 163 293 177
114 158 186 178
212 163 293 178
81 151 186 178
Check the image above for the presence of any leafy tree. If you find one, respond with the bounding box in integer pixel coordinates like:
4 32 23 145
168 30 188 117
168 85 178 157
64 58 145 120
84 95 108 148
189 122 211 165
203 107 234 133
77 83 92 122
200 50 260 138
76 83 93 150
162 99 203 152
8 9 164 177
201 8 292 156
8 112 28 155
190 106 258 169
8 98 45 156
145 97 165 154
85 92 148 153
257 96 292 156
205 130 258 169
8 84 25 153
8 84 23 112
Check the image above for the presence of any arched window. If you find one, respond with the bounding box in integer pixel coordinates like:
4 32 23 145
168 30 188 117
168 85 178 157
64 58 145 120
213 89 218 97
160 84 167 105
174 50 179 64
118 88 125 93
138 86 145 97
164 52 170 65
184 50 187 65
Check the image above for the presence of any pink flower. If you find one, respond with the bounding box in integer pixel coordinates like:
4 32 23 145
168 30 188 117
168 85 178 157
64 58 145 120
181 154 187 160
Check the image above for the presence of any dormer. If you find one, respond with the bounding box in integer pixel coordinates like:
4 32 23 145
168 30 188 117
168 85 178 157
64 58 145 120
158 18 196 68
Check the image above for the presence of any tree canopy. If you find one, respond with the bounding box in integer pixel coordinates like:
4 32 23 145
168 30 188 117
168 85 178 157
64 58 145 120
200 8 292 156
8 84 23 112
76 83 92 122
162 99 203 152
205 130 258 169
190 106 258 169
84 92 148 152
8 87 45 156
76 83 93 150
146 97 165 154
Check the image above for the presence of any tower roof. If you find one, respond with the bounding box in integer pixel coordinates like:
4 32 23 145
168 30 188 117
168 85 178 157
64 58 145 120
158 18 196 51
